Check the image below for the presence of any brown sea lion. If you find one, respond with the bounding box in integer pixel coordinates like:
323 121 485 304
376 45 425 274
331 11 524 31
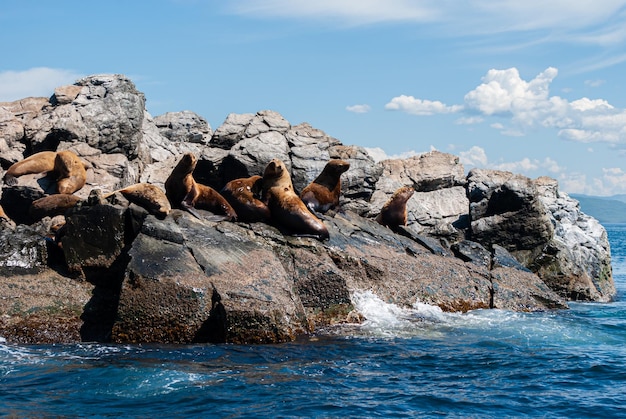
262 158 329 240
375 186 415 229
29 194 82 220
221 175 270 223
105 183 171 219
3 151 57 185
54 150 88 194
165 152 197 208
3 150 87 194
165 153 236 220
300 159 350 213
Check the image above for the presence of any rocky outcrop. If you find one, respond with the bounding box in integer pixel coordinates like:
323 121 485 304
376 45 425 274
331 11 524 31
0 73 615 344
534 177 615 301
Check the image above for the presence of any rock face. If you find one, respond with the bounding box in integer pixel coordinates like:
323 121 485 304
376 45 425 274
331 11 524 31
0 73 615 345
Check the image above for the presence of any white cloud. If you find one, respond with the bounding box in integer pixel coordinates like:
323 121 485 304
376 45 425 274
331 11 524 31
388 66 626 145
385 95 462 115
346 104 371 113
464 67 558 116
585 79 606 88
0 68 83 102
455 116 484 125
493 157 539 173
364 146 423 162
459 146 488 167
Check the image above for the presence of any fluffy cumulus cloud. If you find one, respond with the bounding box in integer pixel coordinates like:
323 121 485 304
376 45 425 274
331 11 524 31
386 66 626 145
0 68 83 102
346 104 371 113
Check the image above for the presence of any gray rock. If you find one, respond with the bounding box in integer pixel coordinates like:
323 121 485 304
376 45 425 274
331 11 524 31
534 176 615 301
451 240 491 268
154 111 212 145
467 168 554 255
25 75 145 157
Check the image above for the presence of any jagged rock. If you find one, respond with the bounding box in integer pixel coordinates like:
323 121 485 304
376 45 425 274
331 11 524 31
154 111 213 145
534 177 615 301
490 267 568 311
22 75 145 157
211 110 290 150
52 85 83 105
491 244 531 272
111 214 308 344
0 223 51 275
226 130 291 181
452 240 491 268
467 168 554 256
61 198 127 276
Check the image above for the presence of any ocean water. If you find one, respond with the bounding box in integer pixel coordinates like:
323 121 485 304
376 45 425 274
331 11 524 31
3 226 626 418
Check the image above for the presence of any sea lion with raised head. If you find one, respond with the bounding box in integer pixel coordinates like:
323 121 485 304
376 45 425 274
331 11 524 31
165 153 236 220
375 186 414 230
300 159 350 214
262 158 329 240
221 175 270 223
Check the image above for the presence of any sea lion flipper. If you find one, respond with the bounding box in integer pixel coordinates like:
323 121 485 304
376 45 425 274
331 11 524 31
181 200 202 220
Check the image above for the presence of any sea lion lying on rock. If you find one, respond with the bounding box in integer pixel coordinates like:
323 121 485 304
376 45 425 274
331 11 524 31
300 159 350 214
29 194 82 220
262 158 329 240
105 183 171 219
221 175 270 223
3 150 87 194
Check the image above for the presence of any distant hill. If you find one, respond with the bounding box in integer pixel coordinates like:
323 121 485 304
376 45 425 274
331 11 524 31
570 194 626 224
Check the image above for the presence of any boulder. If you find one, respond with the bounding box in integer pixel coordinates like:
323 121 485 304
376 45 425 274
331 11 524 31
24 75 145 157
154 110 212 145
467 168 554 257
534 177 615 301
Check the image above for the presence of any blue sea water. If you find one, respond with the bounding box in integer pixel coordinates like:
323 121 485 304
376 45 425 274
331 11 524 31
3 226 626 418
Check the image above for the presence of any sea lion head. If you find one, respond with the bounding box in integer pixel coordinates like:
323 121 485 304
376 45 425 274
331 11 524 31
392 186 415 204
325 159 350 175
176 153 198 175
263 159 286 179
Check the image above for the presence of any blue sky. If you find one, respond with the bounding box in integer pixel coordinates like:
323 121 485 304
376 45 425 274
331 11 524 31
2 1 626 196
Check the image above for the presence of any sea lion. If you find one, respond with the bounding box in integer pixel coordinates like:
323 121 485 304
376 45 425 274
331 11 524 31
262 158 329 240
54 150 87 194
3 150 87 194
375 186 415 229
29 194 82 220
3 151 57 185
300 159 350 213
165 153 236 220
105 183 171 219
221 175 270 223
165 152 197 208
